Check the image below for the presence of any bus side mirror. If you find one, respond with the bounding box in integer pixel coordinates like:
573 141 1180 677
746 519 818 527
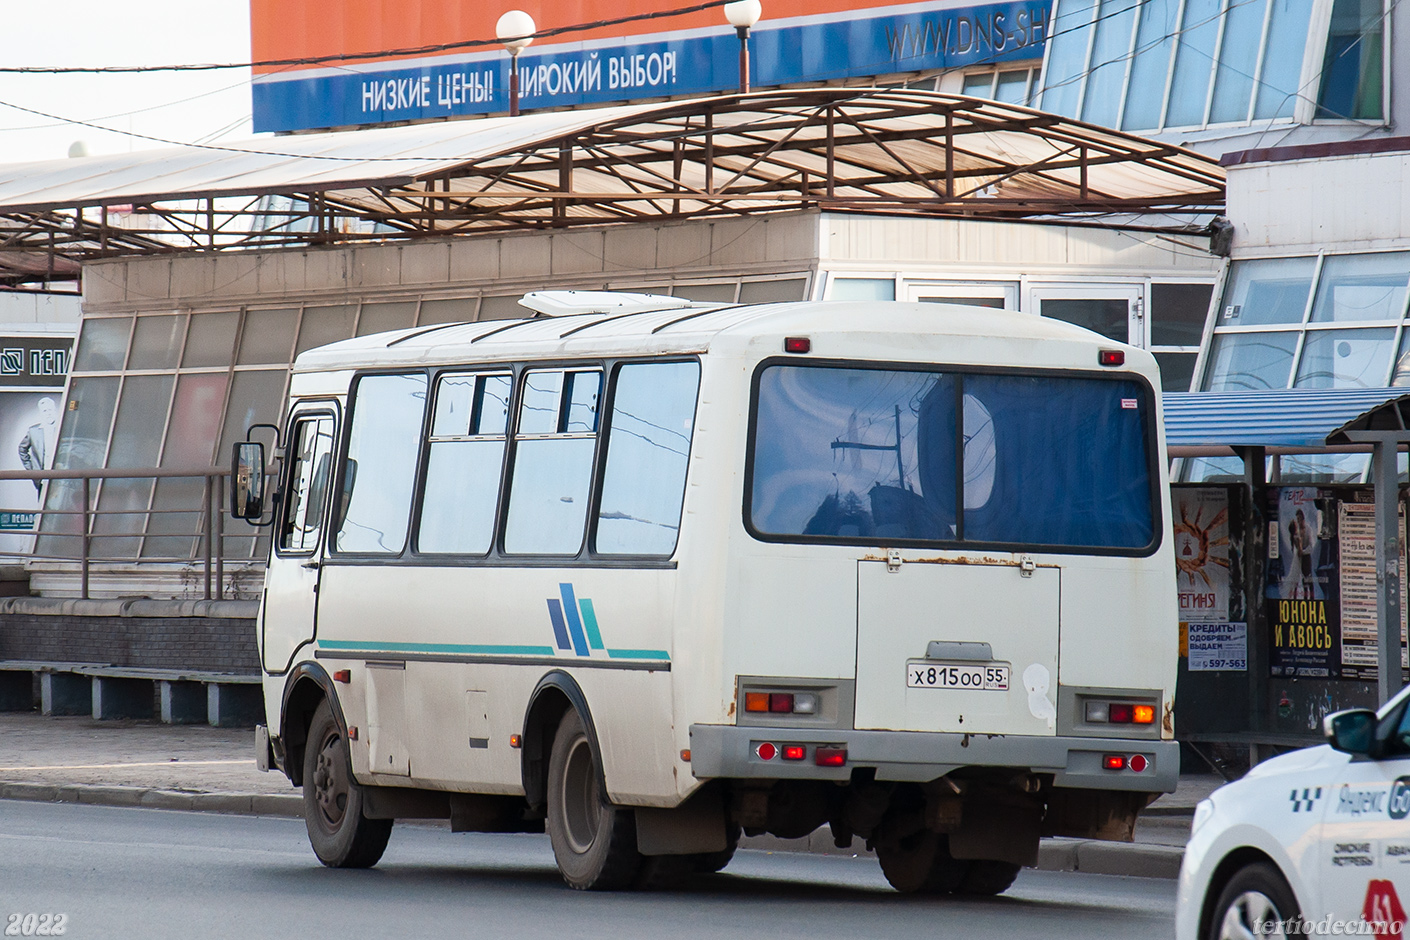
232 441 266 521
1324 708 1377 756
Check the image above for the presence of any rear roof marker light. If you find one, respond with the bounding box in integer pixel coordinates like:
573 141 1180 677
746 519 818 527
784 337 811 354
1099 349 1125 367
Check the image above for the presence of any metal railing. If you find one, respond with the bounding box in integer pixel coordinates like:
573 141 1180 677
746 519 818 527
0 467 245 601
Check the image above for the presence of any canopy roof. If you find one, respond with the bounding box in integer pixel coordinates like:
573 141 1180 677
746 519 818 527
1163 388 1410 451
0 88 1225 288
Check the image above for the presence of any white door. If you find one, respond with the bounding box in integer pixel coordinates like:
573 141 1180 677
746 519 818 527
1027 285 1143 347
1318 716 1410 929
260 409 337 674
853 560 1060 736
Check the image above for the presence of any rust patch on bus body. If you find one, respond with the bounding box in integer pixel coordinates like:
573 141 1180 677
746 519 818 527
860 553 1059 569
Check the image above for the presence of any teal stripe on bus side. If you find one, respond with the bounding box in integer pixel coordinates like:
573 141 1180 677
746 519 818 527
317 640 557 656
605 649 671 660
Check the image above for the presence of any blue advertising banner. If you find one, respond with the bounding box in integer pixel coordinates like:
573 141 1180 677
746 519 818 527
252 1 1049 133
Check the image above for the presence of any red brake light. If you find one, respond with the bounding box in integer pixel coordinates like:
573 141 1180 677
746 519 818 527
769 693 795 713
756 742 777 760
782 745 806 761
1130 754 1148 773
1103 755 1126 771
1108 703 1134 724
815 747 847 767
784 337 811 354
1099 349 1125 366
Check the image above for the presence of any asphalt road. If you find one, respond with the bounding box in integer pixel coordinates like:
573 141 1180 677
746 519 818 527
0 800 1176 940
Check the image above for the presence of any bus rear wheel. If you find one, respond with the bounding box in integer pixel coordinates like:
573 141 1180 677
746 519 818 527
876 830 969 894
302 699 392 868
546 709 641 890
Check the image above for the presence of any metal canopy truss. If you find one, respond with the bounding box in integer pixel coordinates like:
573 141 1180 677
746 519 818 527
0 89 1225 288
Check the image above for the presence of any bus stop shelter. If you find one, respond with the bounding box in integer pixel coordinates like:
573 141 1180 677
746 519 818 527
1164 388 1410 760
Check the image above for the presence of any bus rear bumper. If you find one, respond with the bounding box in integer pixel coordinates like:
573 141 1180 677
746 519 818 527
688 724 1179 793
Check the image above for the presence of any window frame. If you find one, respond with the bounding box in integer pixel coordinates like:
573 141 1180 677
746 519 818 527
740 356 1165 558
327 369 433 559
272 401 342 560
323 355 700 570
412 369 515 557
588 358 703 559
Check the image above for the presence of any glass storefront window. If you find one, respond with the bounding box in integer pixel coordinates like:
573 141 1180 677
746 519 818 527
1307 252 1408 322
830 278 896 301
1151 283 1215 346
1219 257 1316 326
1044 0 1316 132
295 305 356 356
1293 327 1395 387
182 311 239 368
1203 331 1299 390
1317 0 1385 119
128 316 185 371
72 318 131 372
236 309 297 365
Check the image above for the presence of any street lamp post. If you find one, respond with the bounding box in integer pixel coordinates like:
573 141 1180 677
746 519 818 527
496 10 536 116
723 1 762 94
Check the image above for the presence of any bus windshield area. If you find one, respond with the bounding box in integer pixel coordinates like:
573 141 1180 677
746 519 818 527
748 364 1156 552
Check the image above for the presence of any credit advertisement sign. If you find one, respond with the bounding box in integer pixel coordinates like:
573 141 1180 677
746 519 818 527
251 0 1050 133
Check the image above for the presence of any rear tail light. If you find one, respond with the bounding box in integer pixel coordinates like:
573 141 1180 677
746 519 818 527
1103 754 1126 771
742 689 820 716
1108 703 1134 724
1132 705 1155 725
782 745 806 761
815 747 847 767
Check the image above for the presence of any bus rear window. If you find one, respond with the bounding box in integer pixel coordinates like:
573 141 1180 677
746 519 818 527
748 364 1155 551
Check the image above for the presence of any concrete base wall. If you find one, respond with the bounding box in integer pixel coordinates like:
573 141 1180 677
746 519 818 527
0 614 258 674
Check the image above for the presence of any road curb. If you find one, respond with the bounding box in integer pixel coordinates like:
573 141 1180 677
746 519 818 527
0 781 303 818
1 782 1186 878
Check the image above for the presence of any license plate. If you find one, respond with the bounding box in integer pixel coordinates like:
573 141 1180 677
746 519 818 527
906 661 1010 691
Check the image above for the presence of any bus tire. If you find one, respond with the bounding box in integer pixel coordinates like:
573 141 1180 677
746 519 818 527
692 823 741 874
546 708 641 890
302 699 392 868
958 859 1021 896
876 831 969 894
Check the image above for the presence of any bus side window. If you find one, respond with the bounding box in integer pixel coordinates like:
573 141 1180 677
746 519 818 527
418 372 512 555
595 361 700 555
333 373 428 554
503 368 601 555
279 415 335 553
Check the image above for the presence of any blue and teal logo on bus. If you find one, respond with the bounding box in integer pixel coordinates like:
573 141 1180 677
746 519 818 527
546 583 669 662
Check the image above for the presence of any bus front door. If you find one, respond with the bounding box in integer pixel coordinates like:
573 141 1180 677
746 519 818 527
261 410 337 674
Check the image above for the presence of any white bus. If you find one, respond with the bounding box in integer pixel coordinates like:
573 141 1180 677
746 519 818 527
236 291 1178 894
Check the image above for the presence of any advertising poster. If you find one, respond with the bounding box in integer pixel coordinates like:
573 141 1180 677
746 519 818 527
1266 487 1340 678
1337 499 1409 681
0 391 61 554
1187 622 1248 671
1174 487 1240 622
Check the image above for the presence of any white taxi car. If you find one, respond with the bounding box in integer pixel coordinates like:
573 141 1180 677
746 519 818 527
1177 693 1410 939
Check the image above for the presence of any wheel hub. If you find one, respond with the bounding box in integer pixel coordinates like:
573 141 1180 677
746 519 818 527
1219 889 1288 940
312 732 349 829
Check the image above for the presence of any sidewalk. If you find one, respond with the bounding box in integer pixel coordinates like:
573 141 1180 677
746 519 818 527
0 712 1210 879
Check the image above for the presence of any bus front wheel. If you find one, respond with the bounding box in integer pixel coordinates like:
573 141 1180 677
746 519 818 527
546 709 641 890
302 699 392 868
